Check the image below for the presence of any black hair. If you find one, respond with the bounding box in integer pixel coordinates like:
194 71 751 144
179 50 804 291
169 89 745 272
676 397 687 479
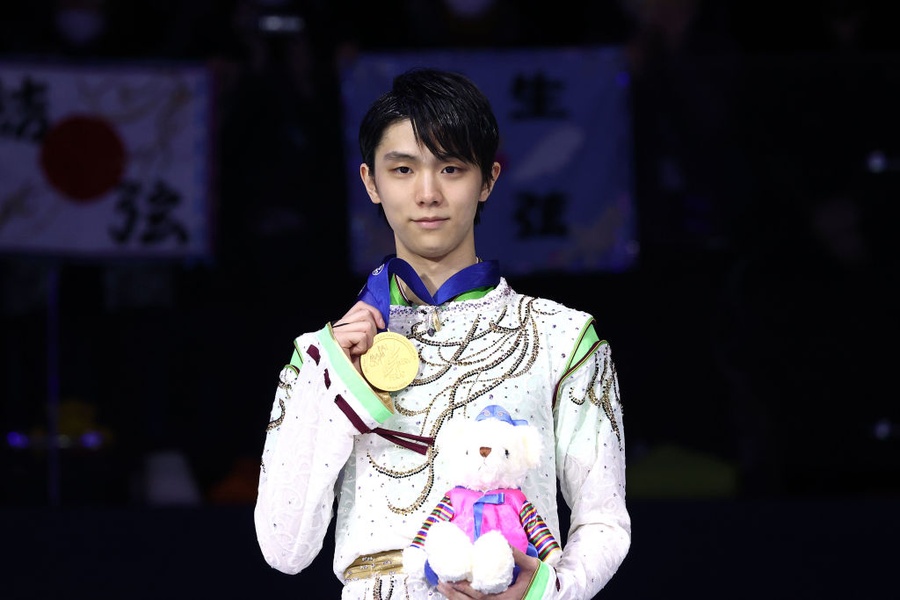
358 67 500 224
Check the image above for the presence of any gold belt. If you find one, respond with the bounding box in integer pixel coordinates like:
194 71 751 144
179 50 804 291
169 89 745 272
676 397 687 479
343 549 404 581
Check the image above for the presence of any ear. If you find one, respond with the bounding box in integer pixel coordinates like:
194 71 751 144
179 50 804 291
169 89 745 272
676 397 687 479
359 162 381 205
518 425 543 469
479 161 501 203
436 418 468 457
435 419 472 484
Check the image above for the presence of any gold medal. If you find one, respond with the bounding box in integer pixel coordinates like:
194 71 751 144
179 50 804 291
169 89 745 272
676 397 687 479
360 332 420 392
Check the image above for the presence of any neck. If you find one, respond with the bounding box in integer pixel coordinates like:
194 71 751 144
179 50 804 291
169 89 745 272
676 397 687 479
396 252 479 298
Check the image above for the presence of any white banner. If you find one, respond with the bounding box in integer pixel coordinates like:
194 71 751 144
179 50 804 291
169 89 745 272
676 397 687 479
341 47 637 275
0 61 214 260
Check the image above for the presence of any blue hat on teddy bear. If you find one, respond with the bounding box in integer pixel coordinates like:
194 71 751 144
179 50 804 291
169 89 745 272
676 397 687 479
475 405 528 426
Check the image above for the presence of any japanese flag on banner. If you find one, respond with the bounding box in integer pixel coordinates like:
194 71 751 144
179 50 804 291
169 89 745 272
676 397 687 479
340 47 637 276
0 61 214 260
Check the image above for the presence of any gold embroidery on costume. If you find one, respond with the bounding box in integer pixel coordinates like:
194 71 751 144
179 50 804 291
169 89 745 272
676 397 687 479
372 447 437 516
566 346 623 448
373 575 392 600
267 366 295 431
368 297 549 515
266 398 286 431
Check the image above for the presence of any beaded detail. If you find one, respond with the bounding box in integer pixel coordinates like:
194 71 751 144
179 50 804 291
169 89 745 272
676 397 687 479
361 286 598 518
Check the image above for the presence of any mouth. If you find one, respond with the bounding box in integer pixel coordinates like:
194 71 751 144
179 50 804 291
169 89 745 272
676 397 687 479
413 217 447 229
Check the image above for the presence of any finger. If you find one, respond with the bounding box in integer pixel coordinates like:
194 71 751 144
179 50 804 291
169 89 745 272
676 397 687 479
333 309 378 336
354 301 385 329
335 302 383 330
335 327 376 357
437 581 478 599
331 322 369 341
511 544 541 570
510 544 528 564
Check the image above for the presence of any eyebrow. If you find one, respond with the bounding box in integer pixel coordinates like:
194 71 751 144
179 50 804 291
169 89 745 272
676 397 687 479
381 151 419 162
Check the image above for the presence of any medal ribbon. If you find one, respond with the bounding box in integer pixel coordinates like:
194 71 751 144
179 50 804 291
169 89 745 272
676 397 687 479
358 255 500 329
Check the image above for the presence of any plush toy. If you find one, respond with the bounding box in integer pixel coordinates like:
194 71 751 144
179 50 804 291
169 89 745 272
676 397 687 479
403 405 562 594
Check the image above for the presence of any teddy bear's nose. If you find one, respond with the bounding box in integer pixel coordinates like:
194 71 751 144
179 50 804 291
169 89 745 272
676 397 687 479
479 447 491 457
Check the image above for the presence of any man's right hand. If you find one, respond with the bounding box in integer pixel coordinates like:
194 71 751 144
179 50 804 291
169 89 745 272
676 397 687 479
331 301 385 373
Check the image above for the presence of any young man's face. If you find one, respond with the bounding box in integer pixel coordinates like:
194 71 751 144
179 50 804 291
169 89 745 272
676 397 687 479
360 119 500 267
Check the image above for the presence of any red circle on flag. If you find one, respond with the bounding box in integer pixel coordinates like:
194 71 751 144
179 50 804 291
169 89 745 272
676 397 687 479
40 115 127 203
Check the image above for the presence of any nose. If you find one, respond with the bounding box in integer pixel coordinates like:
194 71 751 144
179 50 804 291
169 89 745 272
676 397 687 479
479 447 491 457
416 172 441 205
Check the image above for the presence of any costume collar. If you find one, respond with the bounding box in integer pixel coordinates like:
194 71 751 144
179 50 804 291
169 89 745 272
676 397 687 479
358 255 500 328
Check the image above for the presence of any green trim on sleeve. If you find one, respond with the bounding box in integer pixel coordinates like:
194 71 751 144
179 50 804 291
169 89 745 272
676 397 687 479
289 347 303 369
554 318 606 408
565 319 600 372
522 560 554 600
317 324 393 423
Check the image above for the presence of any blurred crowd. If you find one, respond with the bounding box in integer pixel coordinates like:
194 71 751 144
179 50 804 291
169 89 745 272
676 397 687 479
1 0 898 507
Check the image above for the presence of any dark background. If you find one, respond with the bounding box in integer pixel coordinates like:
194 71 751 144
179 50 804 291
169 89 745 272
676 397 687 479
1 1 898 598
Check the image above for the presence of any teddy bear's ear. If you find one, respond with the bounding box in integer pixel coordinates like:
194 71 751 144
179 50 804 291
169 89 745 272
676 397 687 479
518 425 543 468
436 418 468 455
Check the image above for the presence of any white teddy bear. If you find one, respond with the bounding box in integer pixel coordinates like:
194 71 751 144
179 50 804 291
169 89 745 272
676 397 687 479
402 405 562 594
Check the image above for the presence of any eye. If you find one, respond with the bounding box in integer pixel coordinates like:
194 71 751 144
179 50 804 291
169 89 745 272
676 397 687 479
394 166 412 174
443 164 469 175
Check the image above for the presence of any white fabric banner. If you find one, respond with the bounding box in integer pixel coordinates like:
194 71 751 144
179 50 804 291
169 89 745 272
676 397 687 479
340 47 637 275
0 61 213 259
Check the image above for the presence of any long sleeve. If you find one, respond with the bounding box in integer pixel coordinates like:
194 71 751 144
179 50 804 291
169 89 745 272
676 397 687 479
552 341 631 599
409 494 455 549
254 324 393 575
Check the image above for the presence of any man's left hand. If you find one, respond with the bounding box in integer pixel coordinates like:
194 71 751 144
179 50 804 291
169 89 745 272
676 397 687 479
436 545 539 600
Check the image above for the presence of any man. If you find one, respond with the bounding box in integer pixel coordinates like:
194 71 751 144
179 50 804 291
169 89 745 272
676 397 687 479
254 67 630 599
